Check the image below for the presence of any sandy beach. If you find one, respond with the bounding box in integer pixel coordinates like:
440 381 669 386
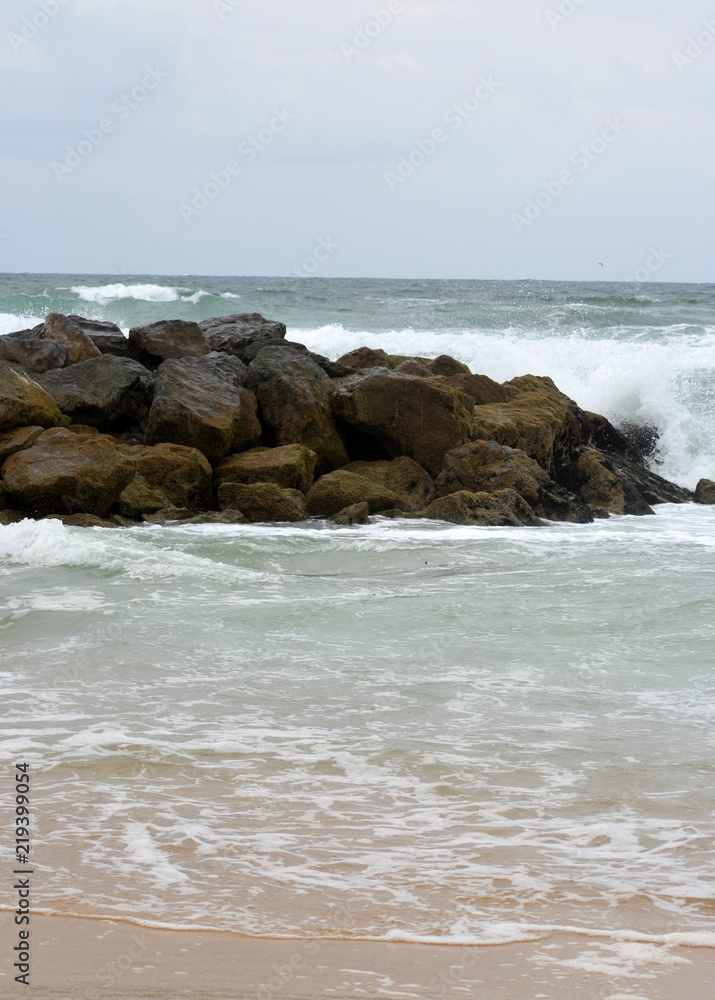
0 915 712 999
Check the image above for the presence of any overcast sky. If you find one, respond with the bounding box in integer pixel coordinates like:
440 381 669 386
1 0 713 280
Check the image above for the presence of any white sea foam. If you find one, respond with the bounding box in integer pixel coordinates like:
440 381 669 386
67 283 241 305
0 311 43 335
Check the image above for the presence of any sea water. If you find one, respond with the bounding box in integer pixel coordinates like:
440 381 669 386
1 277 714 974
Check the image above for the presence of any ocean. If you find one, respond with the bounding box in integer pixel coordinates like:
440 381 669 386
1 276 714 979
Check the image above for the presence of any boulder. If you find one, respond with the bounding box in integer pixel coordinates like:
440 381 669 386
343 456 435 512
0 479 7 507
34 355 154 432
2 428 135 516
444 372 511 405
695 478 715 505
429 355 471 377
196 352 248 387
0 509 24 525
337 346 396 371
114 473 173 520
242 340 351 378
44 513 116 528
561 449 691 515
41 314 102 365
435 440 592 523
393 358 435 377
217 482 307 522
331 369 474 475
213 444 317 493
306 469 403 517
124 443 212 511
422 489 543 527
0 426 44 463
178 510 248 525
199 313 287 358
330 502 370 525
64 317 143 363
0 361 64 431
145 357 261 463
245 351 349 474
0 334 68 373
142 507 192 523
128 319 211 369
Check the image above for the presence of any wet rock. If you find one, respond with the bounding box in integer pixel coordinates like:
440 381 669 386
178 510 248 525
695 478 715 504
445 372 511 405
0 479 7 508
142 506 192 523
196 352 248 387
114 473 173 520
343 456 435 512
2 427 135 516
217 482 307 522
330 502 370 525
42 313 102 365
246 351 349 474
393 358 435 377
331 369 474 475
128 319 211 369
125 442 212 511
306 469 403 517
0 509 24 525
0 426 44 463
0 334 68 373
243 340 352 379
0 361 64 431
561 449 690 515
213 444 317 494
200 313 287 358
65 317 143 363
145 357 261 463
435 440 592 523
422 489 543 527
44 513 117 528
429 355 471 377
34 355 154 432
337 347 396 371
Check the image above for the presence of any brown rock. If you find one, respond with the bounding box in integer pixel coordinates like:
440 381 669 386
179 510 248 525
330 502 370 525
0 479 7 507
245 351 349 474
422 489 543 527
2 428 135 516
42 314 102 365
0 426 44 463
128 319 211 369
142 507 192 523
115 474 173 520
445 372 511 405
331 369 474 475
0 335 68 373
125 443 213 511
562 448 691 514
44 513 117 528
213 444 317 493
343 456 435 512
695 478 715 504
306 469 403 517
0 509 24 525
429 355 471 377
435 440 592 523
393 359 434 377
217 482 307 522
145 357 261 463
0 361 64 431
337 347 396 371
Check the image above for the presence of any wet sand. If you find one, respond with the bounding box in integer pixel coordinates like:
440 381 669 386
1 915 713 999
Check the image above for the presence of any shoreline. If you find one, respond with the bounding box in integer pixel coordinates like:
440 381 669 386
2 915 713 999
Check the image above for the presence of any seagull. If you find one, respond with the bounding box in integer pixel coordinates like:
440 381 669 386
597 262 605 267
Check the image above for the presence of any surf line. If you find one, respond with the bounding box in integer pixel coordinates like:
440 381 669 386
13 762 32 986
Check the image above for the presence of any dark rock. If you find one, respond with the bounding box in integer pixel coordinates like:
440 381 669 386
2 427 135 516
0 335 68 373
429 355 471 377
617 420 660 465
123 443 212 511
64 318 143 363
178 510 248 525
245 351 349 474
337 346 396 371
435 440 593 523
34 355 154 432
42 314 102 365
331 369 474 475
142 507 192 523
695 478 715 504
114 474 173 520
422 489 543 527
394 359 435 377
213 444 317 494
66 316 123 336
44 513 117 528
0 479 7 508
0 426 44 463
145 358 261 463
217 482 307 522
0 509 25 525
128 319 211 369
330 502 370 525
306 469 403 517
199 313 287 359
196 352 248 387
244 340 352 379
343 456 436 512
0 361 64 431
562 449 691 515
445 372 511 405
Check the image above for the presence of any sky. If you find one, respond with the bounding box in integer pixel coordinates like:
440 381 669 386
1 0 713 280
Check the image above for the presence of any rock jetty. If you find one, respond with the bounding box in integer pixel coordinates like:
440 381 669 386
0 311 705 529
